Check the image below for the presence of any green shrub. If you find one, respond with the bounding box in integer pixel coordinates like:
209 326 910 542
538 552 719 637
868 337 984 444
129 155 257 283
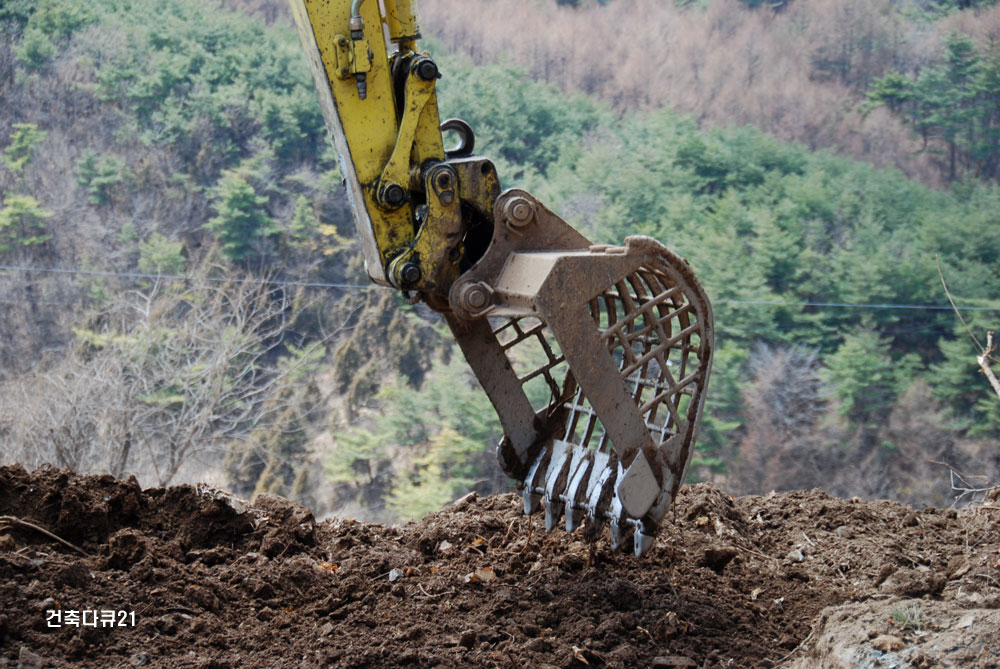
76 150 127 205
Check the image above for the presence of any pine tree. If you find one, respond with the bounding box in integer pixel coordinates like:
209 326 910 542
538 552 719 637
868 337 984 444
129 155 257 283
823 327 906 424
205 167 277 262
0 194 52 252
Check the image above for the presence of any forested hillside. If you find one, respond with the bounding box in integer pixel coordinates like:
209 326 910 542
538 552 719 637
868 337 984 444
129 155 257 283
1 0 998 522
423 0 1000 187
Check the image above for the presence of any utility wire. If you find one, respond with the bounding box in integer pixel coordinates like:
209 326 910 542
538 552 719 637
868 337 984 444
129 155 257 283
0 264 371 291
0 293 960 337
2 262 1000 312
714 298 1000 312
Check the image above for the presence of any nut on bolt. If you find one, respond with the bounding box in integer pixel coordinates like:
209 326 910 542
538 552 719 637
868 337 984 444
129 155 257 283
431 167 456 205
504 196 535 228
400 263 422 286
458 282 493 314
415 59 439 82
433 169 454 191
381 183 407 209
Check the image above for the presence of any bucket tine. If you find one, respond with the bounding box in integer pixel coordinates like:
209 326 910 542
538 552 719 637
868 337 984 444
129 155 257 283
634 529 656 557
523 490 542 516
565 506 585 533
609 520 626 552
544 503 564 532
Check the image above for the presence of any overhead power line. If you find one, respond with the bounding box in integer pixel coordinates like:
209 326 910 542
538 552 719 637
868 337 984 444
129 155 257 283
0 264 371 291
715 298 1000 312
2 263 999 312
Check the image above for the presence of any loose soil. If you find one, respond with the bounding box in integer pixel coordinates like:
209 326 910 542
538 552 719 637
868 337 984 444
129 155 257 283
0 465 997 668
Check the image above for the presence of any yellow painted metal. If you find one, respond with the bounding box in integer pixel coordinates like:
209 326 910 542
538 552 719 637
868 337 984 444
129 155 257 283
383 0 421 44
289 0 444 285
390 157 500 305
378 68 442 207
390 166 464 296
349 37 372 77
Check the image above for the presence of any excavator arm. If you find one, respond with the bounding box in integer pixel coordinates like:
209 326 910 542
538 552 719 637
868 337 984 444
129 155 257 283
290 0 714 555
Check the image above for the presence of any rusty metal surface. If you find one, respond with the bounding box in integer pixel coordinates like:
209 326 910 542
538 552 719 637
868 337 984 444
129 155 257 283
446 190 713 555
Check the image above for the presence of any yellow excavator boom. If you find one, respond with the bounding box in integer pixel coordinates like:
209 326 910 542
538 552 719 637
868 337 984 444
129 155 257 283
289 0 714 555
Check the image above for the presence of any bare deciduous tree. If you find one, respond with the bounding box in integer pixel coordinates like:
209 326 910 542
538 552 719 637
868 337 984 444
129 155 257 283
421 0 941 184
732 343 827 494
0 272 338 488
977 331 1000 402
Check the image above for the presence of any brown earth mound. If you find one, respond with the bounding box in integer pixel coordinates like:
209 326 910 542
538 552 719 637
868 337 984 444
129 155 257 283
0 465 997 668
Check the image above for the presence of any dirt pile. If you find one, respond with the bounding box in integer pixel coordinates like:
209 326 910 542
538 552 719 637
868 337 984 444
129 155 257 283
0 465 997 668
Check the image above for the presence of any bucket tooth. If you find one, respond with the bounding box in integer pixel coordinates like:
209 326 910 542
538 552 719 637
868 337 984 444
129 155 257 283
523 489 542 515
586 459 616 520
543 442 573 503
555 446 591 534
522 447 550 515
544 502 564 531
634 530 655 557
564 452 593 508
565 506 584 533
588 511 608 534
609 520 624 551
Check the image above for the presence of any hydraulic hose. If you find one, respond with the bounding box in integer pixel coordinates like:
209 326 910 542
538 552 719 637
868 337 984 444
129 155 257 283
350 0 366 34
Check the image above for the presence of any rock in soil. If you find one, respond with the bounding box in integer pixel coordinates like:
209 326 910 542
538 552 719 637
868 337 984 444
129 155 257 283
791 598 1000 668
0 465 998 668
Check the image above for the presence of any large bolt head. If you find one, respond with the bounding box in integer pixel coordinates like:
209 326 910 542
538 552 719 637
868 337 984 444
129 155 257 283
504 197 535 227
458 282 492 313
415 60 439 81
400 263 421 285
383 184 406 207
466 286 489 309
433 169 453 191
